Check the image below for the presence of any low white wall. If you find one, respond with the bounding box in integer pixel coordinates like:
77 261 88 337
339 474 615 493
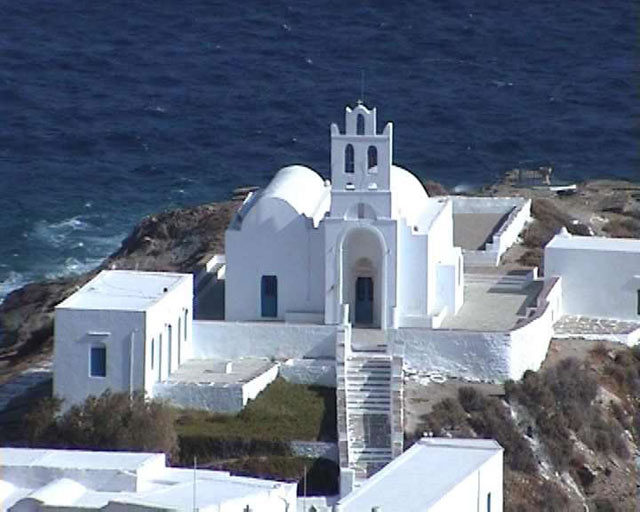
453 196 531 267
508 277 562 379
400 277 559 381
399 328 511 381
243 364 279 404
280 359 337 387
290 441 339 462
450 196 527 215
193 321 336 359
153 363 279 413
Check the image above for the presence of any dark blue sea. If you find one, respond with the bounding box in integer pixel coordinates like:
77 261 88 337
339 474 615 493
0 1 637 300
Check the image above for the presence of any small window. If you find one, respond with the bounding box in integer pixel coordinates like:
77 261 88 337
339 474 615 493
151 338 155 370
90 345 106 377
178 317 182 343
487 492 491 512
367 145 377 169
345 144 354 173
357 114 365 135
261 275 278 318
637 290 640 315
184 309 188 340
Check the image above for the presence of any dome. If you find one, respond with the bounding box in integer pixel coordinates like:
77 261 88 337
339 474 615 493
390 165 429 223
261 165 327 219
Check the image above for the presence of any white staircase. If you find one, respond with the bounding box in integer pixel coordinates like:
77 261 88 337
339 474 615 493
337 324 404 485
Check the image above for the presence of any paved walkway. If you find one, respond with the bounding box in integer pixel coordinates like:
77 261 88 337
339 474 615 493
553 315 640 345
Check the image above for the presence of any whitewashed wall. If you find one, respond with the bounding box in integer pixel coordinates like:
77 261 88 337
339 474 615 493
153 364 279 413
193 320 336 359
54 308 146 409
399 328 511 381
508 277 561 379
429 449 503 512
280 359 336 387
144 277 193 396
545 241 640 321
225 198 326 322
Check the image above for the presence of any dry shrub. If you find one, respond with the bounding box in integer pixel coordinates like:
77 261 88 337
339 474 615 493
602 217 640 238
420 387 537 474
25 390 178 459
522 199 591 250
507 358 631 470
517 248 543 268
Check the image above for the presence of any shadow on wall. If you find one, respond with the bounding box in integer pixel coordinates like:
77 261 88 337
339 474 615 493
195 280 225 320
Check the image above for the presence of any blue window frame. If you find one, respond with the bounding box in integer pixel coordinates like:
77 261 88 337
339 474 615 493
261 275 278 318
90 345 106 377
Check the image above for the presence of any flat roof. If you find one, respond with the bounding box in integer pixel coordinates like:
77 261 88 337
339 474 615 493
1 449 295 510
0 447 162 471
119 468 292 510
440 269 542 331
165 357 277 385
453 212 512 250
338 438 502 512
547 233 640 252
57 270 191 311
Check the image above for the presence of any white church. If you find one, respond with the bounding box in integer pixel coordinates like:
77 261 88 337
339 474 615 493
225 103 463 329
52 103 640 506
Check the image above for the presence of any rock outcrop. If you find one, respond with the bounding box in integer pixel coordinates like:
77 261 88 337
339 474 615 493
0 198 241 376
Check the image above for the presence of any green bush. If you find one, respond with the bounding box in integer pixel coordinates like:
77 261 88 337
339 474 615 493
25 391 178 459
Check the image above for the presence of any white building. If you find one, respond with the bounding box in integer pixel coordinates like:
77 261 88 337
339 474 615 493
54 270 193 408
225 104 463 329
0 447 296 511
545 230 640 322
335 438 503 512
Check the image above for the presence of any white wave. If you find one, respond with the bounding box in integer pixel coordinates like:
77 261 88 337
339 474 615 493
0 271 28 303
30 216 93 247
44 257 103 280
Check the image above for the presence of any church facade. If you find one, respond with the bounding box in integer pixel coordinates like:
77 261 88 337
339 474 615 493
225 104 463 330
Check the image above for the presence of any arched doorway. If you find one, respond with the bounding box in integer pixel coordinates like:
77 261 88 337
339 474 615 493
339 227 385 328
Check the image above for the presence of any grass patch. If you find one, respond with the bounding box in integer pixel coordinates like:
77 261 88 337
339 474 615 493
176 378 336 441
175 378 336 465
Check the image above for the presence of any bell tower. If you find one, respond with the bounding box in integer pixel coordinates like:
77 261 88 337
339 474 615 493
329 104 393 218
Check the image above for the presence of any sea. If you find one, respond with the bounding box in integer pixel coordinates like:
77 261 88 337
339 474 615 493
0 0 637 302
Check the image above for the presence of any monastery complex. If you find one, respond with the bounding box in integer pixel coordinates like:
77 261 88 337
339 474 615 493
40 104 640 511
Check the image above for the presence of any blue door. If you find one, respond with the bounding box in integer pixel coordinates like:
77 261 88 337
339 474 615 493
261 275 278 318
355 277 374 325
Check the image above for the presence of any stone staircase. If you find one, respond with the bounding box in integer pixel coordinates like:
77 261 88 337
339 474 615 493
337 325 404 485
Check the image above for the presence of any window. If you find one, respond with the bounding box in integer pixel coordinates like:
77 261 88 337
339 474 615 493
637 290 640 315
178 317 182 343
184 309 188 340
261 275 278 318
487 492 491 512
151 338 155 370
357 114 365 135
345 144 354 173
367 145 377 169
90 345 106 377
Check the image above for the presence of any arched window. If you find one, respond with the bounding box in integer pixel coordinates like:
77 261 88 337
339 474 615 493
357 114 365 135
368 145 377 169
345 144 354 173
